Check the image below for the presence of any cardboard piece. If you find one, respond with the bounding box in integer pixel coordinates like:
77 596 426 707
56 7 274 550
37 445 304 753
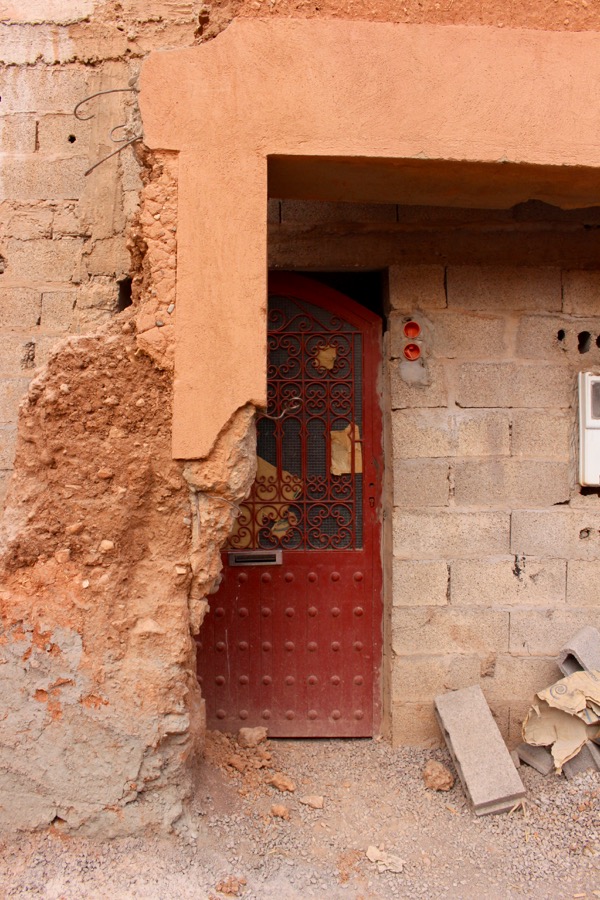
330 424 363 476
522 670 600 772
231 457 302 547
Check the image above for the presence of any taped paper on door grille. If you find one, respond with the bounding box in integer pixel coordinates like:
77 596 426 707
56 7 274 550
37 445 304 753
330 424 363 476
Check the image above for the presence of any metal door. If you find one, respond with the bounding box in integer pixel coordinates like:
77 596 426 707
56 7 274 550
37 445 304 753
196 273 383 736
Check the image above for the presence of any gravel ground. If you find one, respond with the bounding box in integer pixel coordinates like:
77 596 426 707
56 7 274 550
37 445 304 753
1 734 599 899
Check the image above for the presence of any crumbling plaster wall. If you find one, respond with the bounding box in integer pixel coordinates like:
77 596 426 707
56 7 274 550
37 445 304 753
0 1 260 833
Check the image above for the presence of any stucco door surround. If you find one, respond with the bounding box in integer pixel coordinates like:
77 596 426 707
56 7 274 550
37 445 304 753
139 19 600 462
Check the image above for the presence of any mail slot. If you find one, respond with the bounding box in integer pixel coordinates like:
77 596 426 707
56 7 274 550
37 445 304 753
228 550 283 566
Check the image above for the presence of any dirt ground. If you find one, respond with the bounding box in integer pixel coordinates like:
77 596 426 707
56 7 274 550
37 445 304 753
0 732 599 900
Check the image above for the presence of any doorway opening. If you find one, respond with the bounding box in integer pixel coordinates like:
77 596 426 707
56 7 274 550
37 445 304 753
197 272 384 737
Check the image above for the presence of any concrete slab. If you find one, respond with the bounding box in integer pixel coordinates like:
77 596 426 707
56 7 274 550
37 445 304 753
557 626 600 676
516 743 554 776
563 741 600 780
434 685 526 815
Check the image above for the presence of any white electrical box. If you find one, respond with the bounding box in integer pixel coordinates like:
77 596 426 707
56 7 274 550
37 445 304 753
578 372 600 485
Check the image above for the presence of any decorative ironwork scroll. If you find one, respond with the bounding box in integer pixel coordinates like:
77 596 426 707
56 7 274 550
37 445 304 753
229 293 363 551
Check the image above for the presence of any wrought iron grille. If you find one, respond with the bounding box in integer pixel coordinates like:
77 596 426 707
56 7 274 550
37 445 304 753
229 293 364 551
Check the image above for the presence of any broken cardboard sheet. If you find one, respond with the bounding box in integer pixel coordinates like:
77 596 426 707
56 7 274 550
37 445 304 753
315 344 337 371
330 424 363 476
523 669 600 771
229 457 302 547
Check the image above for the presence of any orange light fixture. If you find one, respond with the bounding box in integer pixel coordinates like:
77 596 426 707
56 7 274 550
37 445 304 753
403 320 421 339
403 342 421 361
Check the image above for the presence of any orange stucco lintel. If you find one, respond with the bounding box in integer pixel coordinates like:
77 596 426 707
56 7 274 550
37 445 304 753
139 20 600 459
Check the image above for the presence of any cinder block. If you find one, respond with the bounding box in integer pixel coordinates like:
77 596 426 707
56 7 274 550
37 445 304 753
0 337 39 377
509 610 600 657
391 701 442 748
510 410 571 461
392 559 449 607
511 509 600 560
0 0 93 23
456 361 573 409
557 625 600 675
435 685 526 815
392 608 509 655
391 654 481 701
392 409 454 458
447 266 561 313
5 238 84 282
566 561 600 606
0 379 30 424
388 265 446 311
0 114 37 153
393 459 449 507
427 310 508 359
453 459 570 508
1 158 87 202
0 288 41 329
516 743 554 776
562 270 600 316
392 409 510 459
0 426 17 469
563 741 600 780
394 509 509 559
456 410 511 457
450 558 566 607
390 359 448 409
41 291 76 331
482 655 562 705
516 314 600 361
280 200 397 224
83 237 130 277
0 66 90 114
6 207 53 241
36 114 92 156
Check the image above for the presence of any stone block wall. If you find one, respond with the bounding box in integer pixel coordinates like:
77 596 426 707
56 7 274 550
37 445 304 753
390 264 600 746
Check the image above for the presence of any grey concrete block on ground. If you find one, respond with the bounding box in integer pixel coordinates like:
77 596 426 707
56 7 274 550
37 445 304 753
557 626 600 676
434 685 526 816
516 743 554 776
563 741 600 780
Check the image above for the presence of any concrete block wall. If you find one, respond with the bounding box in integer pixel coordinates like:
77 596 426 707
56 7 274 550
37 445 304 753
390 264 600 747
0 2 207 508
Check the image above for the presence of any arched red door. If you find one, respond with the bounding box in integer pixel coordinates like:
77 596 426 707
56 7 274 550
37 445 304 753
196 273 383 737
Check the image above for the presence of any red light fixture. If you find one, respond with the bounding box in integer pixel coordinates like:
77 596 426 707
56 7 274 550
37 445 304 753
403 343 421 361
403 320 421 339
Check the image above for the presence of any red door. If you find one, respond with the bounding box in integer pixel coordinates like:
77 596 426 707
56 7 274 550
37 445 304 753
196 273 383 737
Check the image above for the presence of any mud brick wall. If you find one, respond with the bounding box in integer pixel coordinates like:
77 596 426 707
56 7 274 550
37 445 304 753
390 265 600 747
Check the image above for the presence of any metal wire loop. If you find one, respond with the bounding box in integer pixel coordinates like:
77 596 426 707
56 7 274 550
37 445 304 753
262 395 303 421
74 88 137 121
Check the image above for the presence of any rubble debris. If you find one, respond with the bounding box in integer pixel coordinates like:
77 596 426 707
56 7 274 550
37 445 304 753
237 727 268 749
422 760 455 791
215 875 247 896
516 743 554 776
267 772 296 793
270 804 290 819
522 670 600 771
563 741 600 781
366 846 405 874
434 685 526 816
298 795 324 809
510 750 521 769
558 626 600 676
